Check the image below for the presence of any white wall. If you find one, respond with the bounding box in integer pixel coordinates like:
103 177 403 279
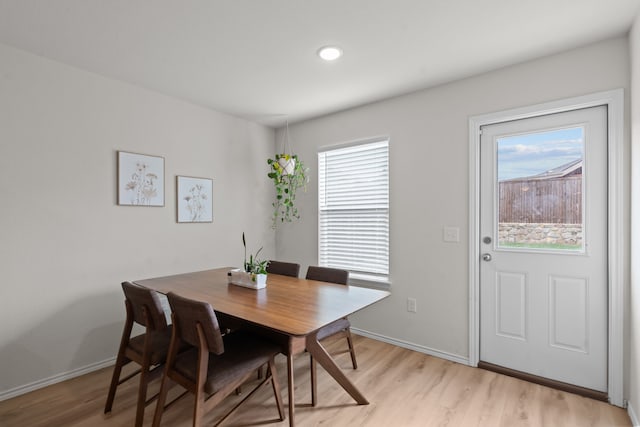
276 37 630 367
0 43 275 397
629 14 640 425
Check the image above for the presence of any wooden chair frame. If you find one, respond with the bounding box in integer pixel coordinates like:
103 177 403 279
105 282 169 427
305 266 357 406
152 305 285 426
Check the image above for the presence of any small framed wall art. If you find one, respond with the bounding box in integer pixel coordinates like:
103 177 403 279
117 151 165 206
176 175 213 223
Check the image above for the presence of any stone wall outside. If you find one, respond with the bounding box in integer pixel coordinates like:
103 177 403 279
498 223 583 246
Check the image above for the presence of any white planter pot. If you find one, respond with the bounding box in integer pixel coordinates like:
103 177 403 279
228 269 267 289
254 273 267 287
277 156 296 176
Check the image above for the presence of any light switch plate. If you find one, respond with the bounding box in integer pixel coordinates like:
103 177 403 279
407 297 417 313
443 226 460 243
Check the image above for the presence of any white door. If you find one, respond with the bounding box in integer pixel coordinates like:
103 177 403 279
479 106 607 392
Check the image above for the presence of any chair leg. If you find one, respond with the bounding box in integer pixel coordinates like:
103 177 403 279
193 386 206 427
104 348 128 413
134 360 151 427
268 358 285 421
310 355 318 407
345 329 358 369
151 370 171 427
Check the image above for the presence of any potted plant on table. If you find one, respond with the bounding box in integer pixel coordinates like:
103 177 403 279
243 232 269 284
229 233 270 289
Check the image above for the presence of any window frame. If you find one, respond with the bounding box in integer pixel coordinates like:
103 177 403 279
317 137 391 289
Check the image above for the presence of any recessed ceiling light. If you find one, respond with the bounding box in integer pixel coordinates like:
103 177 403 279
317 46 342 61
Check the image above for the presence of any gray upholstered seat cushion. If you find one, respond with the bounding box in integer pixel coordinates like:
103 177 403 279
128 329 173 365
316 318 350 341
173 330 280 395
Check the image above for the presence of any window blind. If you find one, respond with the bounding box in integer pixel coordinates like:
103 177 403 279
318 139 389 279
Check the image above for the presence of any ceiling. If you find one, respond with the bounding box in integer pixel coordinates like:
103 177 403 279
0 1 638 128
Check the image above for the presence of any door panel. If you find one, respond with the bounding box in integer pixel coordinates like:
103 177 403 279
549 275 588 353
479 106 607 392
495 271 526 340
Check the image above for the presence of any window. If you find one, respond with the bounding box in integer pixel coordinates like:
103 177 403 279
318 139 389 284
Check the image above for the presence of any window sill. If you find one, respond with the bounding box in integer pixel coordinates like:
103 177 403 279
349 273 391 290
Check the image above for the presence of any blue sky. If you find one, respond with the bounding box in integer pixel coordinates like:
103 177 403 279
497 127 583 181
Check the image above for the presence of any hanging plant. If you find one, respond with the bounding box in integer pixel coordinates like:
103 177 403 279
267 153 309 227
267 120 309 227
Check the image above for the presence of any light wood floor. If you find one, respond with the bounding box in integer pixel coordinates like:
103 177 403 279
0 335 631 427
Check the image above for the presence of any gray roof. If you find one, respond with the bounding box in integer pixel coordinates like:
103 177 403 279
502 158 582 182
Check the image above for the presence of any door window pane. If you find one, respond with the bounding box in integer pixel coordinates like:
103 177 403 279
496 127 584 251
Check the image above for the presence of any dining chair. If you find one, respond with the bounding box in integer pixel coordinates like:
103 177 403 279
305 266 355 406
152 292 285 427
104 281 173 427
266 260 301 277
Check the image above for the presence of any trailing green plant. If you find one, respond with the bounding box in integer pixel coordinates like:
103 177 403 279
242 232 269 275
267 153 309 227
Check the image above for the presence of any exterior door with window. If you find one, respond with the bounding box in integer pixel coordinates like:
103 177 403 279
479 106 607 392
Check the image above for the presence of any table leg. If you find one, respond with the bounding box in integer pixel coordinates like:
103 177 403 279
287 353 295 426
305 331 369 405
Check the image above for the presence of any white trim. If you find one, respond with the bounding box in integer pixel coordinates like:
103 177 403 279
0 356 116 402
629 401 640 427
352 327 469 366
468 89 625 407
317 134 391 153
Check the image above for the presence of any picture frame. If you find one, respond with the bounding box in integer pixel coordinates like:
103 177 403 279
176 175 213 223
117 151 165 206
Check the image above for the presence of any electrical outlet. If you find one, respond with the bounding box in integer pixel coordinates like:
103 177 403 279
407 297 417 313
443 226 460 242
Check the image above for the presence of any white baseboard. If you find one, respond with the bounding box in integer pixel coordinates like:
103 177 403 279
351 327 470 366
629 401 639 427
0 357 116 402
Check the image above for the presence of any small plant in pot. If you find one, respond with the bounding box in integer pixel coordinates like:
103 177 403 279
242 232 269 285
267 153 309 227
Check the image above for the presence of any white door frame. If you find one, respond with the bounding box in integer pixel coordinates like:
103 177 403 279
468 89 625 407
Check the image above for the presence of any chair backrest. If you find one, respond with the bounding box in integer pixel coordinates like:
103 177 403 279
121 281 168 331
167 292 225 355
305 266 349 286
267 260 301 277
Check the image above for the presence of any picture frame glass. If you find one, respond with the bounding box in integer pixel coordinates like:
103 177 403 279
117 151 165 206
177 176 213 223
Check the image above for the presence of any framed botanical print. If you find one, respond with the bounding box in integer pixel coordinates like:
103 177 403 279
117 151 165 206
176 175 213 223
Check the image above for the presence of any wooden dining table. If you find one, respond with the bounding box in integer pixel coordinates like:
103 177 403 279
134 267 390 426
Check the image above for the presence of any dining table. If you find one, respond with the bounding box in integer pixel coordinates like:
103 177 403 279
134 267 390 426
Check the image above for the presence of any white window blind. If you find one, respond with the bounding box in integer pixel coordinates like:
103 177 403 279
318 139 389 281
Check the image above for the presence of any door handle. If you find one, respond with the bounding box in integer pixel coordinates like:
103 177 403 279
482 253 492 262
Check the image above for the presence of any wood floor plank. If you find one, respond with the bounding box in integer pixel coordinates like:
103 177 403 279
0 335 631 427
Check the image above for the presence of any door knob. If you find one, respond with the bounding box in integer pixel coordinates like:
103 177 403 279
482 253 492 262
